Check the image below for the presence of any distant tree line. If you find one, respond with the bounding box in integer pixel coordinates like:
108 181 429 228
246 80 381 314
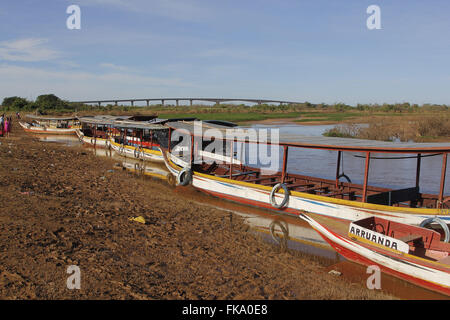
1 94 449 114
0 94 90 113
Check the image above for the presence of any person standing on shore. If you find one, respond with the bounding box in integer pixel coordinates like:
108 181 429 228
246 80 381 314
7 116 12 135
4 117 9 137
0 114 4 137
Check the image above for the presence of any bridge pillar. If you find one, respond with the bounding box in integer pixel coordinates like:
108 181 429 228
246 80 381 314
114 101 118 106
98 102 101 107
176 99 179 107
215 100 220 105
257 100 262 105
161 99 164 106
131 101 134 107
146 100 149 107
190 99 193 106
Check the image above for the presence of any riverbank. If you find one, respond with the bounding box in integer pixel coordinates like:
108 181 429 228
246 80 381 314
0 129 394 299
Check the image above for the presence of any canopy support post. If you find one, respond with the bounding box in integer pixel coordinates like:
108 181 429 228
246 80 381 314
362 152 371 203
335 151 342 189
416 153 421 189
229 140 234 179
190 134 194 167
168 128 172 152
281 145 289 183
439 153 447 208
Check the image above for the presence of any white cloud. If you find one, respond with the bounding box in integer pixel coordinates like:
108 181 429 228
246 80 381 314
0 63 194 101
75 0 211 22
0 38 59 62
99 62 133 72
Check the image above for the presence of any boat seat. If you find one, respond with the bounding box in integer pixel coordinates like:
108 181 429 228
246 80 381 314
217 171 259 178
323 191 355 198
286 182 315 190
398 234 422 243
260 180 293 186
438 256 450 265
244 175 279 183
301 185 328 192
367 187 420 206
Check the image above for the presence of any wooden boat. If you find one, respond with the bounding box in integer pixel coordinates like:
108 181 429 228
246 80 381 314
77 115 132 148
299 213 450 296
19 115 80 134
109 119 167 163
162 121 450 232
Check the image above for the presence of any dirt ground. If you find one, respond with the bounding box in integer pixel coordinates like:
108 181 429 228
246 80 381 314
0 128 394 300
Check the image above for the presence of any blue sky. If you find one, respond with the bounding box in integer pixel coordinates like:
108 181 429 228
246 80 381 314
1 0 450 105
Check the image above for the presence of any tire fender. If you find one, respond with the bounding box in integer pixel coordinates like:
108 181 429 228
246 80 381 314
270 183 289 209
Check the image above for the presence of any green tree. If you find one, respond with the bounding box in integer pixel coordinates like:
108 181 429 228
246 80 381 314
35 94 66 109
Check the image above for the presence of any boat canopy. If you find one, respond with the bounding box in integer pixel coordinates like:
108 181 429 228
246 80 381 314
113 120 167 130
26 114 78 121
78 115 133 125
165 121 450 154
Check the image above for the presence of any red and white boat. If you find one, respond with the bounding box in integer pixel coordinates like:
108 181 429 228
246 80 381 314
162 120 450 229
299 213 450 296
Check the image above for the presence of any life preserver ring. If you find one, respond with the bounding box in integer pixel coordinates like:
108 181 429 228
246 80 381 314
134 146 141 159
270 183 289 209
420 217 450 243
177 167 192 186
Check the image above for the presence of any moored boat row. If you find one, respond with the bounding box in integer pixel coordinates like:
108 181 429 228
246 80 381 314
20 113 450 295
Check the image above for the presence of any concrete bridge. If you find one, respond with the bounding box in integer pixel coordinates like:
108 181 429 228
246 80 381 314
71 98 302 107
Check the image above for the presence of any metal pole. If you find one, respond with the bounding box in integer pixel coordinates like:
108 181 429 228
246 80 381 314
335 151 342 189
281 145 289 183
362 152 371 203
416 153 421 189
168 128 172 152
190 134 194 167
229 140 234 179
439 153 448 208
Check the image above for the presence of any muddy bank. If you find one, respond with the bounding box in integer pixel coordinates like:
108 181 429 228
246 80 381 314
0 130 393 299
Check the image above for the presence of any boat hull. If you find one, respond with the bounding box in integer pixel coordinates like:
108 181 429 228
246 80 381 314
163 152 450 227
76 129 110 148
20 121 77 135
110 140 164 163
299 213 450 296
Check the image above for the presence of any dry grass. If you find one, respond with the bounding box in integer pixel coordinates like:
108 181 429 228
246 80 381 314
324 114 450 142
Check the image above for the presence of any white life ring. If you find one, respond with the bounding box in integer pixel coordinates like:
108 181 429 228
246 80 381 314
420 217 450 243
270 183 289 209
134 147 141 159
177 167 192 186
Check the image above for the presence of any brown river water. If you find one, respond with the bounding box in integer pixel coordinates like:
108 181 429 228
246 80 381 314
38 124 450 300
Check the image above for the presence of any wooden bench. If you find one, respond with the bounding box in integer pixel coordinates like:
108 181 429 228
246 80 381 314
286 182 314 190
398 234 422 243
367 187 419 206
243 175 279 183
217 171 259 178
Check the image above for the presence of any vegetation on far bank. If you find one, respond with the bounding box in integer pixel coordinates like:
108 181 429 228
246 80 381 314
2 94 450 141
324 115 450 142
